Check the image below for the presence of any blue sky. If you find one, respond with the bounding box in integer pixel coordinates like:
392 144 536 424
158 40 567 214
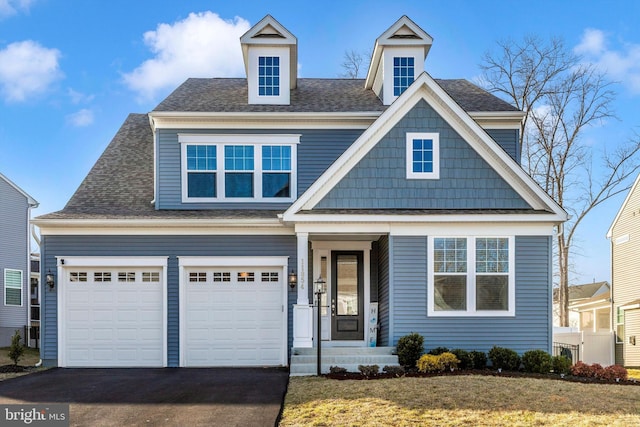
1 0 639 284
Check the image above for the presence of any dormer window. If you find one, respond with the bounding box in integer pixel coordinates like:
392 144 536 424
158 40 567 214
258 56 280 96
393 57 414 96
180 134 299 203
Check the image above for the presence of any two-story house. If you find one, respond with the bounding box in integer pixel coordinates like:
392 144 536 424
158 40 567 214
0 172 38 346
608 173 640 367
34 15 566 370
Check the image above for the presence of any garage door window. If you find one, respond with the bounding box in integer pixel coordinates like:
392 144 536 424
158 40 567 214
70 272 87 282
94 272 112 282
213 272 231 282
238 272 255 282
262 272 279 282
189 272 207 283
143 272 160 282
118 272 136 282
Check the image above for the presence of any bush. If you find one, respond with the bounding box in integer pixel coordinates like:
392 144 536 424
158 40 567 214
591 363 605 378
570 361 594 377
358 365 379 376
469 350 488 369
417 354 442 373
329 366 347 374
383 365 405 376
601 365 628 381
396 333 424 368
428 346 450 356
488 346 521 371
416 353 460 373
8 330 24 366
522 349 553 374
450 349 472 370
438 352 460 371
552 355 572 375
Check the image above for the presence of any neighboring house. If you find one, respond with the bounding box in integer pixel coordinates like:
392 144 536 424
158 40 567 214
0 172 38 346
608 173 640 367
33 15 566 369
553 281 610 330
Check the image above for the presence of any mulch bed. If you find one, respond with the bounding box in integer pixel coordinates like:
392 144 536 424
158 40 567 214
0 365 33 373
325 368 640 386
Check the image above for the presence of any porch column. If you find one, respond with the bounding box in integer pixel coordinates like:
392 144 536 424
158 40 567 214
293 232 313 347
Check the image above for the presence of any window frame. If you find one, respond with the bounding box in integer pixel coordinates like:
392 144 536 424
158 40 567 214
393 56 415 96
427 236 515 317
406 132 440 180
616 307 624 344
258 56 281 97
180 134 299 203
4 268 23 307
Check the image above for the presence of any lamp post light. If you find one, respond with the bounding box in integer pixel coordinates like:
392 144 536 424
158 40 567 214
314 276 326 376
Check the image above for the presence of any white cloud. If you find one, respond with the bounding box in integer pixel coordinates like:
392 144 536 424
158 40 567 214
66 109 94 127
0 40 62 102
122 11 250 102
0 0 33 19
575 28 640 94
67 88 94 104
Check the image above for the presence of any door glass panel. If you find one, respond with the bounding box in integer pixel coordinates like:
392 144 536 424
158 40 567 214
320 256 328 315
336 254 358 315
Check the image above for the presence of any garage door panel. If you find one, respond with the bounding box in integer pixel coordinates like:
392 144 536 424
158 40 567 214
63 267 164 367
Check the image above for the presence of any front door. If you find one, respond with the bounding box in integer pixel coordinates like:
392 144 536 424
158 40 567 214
331 251 364 340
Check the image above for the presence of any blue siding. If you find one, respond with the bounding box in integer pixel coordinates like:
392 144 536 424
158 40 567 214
389 235 552 354
486 129 519 164
316 100 530 209
156 128 363 210
376 235 390 346
41 235 296 367
0 178 30 345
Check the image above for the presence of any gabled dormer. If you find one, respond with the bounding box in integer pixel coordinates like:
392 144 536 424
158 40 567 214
365 16 433 105
240 15 297 105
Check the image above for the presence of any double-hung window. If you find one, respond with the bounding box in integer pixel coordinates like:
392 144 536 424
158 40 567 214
186 145 217 198
393 56 415 96
180 134 298 202
406 132 439 179
429 236 514 316
4 269 23 307
258 56 280 96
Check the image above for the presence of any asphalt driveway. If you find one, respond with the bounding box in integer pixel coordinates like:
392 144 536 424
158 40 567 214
0 367 289 426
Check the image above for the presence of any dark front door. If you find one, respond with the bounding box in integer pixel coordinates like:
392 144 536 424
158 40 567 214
331 251 364 340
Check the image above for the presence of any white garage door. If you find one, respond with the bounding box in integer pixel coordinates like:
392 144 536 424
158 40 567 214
183 265 285 367
61 266 164 367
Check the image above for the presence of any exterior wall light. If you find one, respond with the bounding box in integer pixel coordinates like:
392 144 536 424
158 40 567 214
46 270 55 291
288 270 297 289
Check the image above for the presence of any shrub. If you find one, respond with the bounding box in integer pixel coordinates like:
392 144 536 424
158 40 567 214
358 365 379 376
438 352 460 371
416 353 460 373
570 361 595 377
591 363 605 378
469 350 488 369
396 333 424 368
417 354 443 373
383 365 405 376
552 355 572 375
428 346 450 356
601 365 628 381
522 349 553 374
488 346 521 371
8 330 24 366
329 366 347 374
450 349 472 370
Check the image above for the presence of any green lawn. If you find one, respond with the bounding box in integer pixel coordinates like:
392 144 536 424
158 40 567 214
281 375 640 426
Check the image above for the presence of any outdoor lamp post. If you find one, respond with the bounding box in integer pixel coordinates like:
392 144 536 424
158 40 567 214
314 276 326 376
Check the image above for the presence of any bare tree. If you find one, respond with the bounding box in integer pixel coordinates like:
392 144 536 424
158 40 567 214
340 49 370 79
480 36 640 326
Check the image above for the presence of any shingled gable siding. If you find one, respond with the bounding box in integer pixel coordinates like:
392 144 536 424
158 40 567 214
0 179 29 345
40 235 296 367
389 235 552 354
156 128 363 209
486 129 519 164
315 100 530 209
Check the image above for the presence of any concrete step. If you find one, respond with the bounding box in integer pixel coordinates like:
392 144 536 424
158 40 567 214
290 346 400 376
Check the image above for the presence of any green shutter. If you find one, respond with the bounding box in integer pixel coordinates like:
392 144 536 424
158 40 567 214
4 269 22 306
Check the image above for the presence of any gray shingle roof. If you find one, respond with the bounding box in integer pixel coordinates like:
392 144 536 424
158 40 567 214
153 78 518 113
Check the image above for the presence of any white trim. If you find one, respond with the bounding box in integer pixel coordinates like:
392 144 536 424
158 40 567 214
283 72 567 223
406 132 439 179
0 172 38 207
615 234 630 245
57 256 169 368
248 47 290 105
4 268 23 307
620 302 640 311
427 236 516 317
382 47 424 105
179 134 298 203
178 256 288 367
293 222 555 236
